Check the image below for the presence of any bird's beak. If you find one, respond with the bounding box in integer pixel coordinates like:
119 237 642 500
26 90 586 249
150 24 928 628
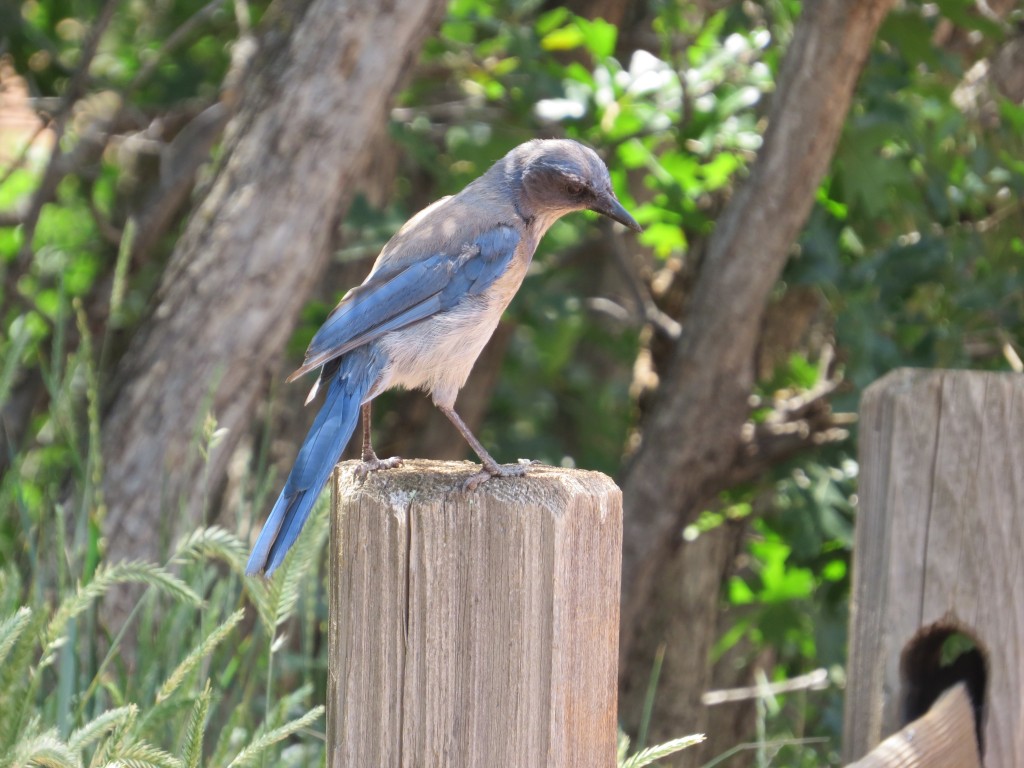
591 194 642 233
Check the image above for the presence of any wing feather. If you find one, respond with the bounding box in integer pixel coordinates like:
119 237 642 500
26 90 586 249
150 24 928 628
287 226 520 382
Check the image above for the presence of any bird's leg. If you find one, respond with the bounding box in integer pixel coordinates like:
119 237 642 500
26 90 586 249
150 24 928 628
437 404 535 490
354 402 403 480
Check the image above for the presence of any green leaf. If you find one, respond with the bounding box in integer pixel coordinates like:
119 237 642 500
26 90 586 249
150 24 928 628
540 25 585 52
878 11 942 69
728 576 756 605
752 538 816 603
535 7 571 35
699 152 741 191
639 222 686 257
577 18 617 59
0 168 40 208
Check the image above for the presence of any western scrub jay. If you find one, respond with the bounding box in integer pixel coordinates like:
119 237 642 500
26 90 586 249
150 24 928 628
247 139 640 576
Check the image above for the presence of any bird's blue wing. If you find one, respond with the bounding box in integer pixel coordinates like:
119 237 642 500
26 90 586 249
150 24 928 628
289 225 520 379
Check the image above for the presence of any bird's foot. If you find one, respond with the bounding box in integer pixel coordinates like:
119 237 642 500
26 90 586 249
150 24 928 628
354 455 404 481
463 459 538 491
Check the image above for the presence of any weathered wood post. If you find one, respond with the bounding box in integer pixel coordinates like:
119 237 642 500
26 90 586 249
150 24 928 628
845 684 981 768
327 460 622 767
844 369 1024 766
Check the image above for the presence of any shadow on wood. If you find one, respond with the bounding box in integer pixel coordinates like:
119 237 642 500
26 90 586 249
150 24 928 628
327 460 622 768
844 369 1023 766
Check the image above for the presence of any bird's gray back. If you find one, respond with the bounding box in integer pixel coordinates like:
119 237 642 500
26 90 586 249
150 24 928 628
368 165 522 280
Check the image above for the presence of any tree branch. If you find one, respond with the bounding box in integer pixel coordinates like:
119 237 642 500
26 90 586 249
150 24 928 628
619 0 896 651
100 0 449 567
731 377 856 489
702 668 830 706
128 0 228 94
15 0 120 263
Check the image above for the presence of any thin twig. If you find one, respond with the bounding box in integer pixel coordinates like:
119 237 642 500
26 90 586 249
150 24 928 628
128 0 227 94
86 185 123 245
728 351 854 486
0 119 52 191
702 668 830 706
15 0 121 263
233 0 251 35
0 202 30 227
700 737 830 768
604 219 682 338
8 0 236 302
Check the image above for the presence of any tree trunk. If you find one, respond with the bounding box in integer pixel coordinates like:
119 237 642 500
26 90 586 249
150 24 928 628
618 520 747 767
618 0 894 741
100 0 448 565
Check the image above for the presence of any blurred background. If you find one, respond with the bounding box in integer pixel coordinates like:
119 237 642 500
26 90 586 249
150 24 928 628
1 0 1022 764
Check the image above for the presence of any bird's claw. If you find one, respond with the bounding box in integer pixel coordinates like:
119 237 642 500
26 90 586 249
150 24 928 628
463 460 535 491
354 455 404 481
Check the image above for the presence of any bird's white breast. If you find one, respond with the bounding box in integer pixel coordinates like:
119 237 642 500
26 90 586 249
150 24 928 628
374 247 531 409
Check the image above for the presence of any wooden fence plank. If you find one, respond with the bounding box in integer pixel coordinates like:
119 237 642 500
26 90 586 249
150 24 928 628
846 684 982 768
844 369 1024 765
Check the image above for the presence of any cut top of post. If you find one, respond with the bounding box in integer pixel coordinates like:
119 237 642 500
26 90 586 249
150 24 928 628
335 459 621 517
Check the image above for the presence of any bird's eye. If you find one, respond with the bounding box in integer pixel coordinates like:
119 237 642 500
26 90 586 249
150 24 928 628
565 182 585 197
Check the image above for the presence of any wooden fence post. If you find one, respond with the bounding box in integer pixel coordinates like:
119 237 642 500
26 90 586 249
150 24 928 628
844 369 1024 766
326 459 622 768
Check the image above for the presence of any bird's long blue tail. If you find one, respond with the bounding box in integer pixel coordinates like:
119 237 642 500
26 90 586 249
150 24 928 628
246 345 385 576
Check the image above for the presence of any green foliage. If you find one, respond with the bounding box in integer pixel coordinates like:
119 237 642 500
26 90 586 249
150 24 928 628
4 0 1023 762
0 235 326 763
793 6 1024 396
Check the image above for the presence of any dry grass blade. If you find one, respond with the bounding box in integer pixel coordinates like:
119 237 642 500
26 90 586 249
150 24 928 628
46 562 203 651
68 706 136 752
620 733 706 768
6 727 78 768
0 607 32 668
225 706 324 768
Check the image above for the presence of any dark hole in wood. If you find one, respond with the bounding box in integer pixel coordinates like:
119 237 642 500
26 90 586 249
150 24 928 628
900 623 987 754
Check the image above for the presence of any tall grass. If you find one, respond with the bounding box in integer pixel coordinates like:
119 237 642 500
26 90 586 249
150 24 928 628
0 518 329 767
1 273 329 765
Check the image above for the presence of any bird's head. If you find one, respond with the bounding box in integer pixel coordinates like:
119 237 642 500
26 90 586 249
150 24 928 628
510 139 641 233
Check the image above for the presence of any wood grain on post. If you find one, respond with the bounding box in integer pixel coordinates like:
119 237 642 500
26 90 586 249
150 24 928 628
327 460 622 768
844 369 1024 765
845 684 981 768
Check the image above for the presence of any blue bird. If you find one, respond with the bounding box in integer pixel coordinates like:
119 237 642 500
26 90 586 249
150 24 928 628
246 139 641 576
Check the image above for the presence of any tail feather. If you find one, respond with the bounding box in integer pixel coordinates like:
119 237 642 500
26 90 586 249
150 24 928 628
246 346 385 576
